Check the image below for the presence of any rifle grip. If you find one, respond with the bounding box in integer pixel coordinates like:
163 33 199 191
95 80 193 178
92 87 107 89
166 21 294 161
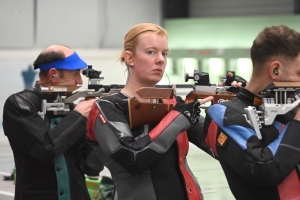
128 97 174 129
185 90 214 104
185 90 234 106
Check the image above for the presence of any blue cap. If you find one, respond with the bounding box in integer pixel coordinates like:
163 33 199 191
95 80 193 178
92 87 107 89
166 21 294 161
38 52 87 70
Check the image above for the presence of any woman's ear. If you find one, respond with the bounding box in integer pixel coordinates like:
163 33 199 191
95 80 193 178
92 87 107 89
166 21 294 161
123 51 134 66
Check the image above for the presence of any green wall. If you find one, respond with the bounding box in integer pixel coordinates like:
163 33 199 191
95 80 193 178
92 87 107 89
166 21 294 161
164 14 300 49
159 15 300 85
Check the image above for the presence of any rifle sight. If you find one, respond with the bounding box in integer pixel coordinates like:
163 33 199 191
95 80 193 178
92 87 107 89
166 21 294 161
185 70 211 86
82 65 102 79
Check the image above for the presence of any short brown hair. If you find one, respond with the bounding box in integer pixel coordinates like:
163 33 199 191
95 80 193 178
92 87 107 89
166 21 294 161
251 25 300 74
33 49 65 78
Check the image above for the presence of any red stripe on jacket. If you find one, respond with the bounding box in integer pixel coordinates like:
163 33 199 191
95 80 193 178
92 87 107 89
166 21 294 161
87 103 100 141
277 123 300 199
205 120 219 157
163 98 203 200
278 169 300 200
148 110 180 141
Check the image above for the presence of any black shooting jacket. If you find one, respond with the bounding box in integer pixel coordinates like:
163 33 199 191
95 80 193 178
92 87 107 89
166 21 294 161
3 83 103 200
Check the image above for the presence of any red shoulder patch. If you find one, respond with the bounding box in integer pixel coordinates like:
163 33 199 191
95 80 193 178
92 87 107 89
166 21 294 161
87 103 100 141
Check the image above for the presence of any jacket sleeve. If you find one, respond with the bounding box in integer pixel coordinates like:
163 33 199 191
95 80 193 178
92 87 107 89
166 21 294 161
73 136 104 176
87 98 191 176
204 104 300 187
187 115 216 158
3 93 87 165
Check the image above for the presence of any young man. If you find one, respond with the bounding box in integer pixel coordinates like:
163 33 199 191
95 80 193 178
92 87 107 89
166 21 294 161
204 25 300 200
3 45 103 200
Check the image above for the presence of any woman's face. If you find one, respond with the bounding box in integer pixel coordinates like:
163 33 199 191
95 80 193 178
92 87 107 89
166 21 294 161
130 32 169 86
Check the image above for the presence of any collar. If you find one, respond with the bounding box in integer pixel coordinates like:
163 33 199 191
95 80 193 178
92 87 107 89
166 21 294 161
236 87 262 107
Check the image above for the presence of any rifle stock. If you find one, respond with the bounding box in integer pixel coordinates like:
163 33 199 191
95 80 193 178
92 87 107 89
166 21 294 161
185 90 235 104
128 88 174 129
128 87 235 129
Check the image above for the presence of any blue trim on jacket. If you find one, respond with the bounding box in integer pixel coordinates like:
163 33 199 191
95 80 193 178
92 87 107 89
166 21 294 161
207 104 289 156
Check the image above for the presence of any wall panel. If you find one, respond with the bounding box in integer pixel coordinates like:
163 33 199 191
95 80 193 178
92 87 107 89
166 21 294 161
0 0 34 48
0 0 162 49
36 0 101 48
190 0 294 17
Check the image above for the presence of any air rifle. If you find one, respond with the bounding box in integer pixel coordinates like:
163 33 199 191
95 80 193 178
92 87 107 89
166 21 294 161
38 65 123 119
128 70 239 129
184 70 236 105
243 82 300 139
37 66 241 129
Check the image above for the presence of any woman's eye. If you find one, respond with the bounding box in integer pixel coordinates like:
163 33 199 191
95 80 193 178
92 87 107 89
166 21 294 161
147 50 154 55
162 52 168 57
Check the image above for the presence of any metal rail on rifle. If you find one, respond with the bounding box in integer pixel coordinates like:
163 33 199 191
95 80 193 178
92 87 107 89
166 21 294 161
243 82 300 139
37 85 121 119
37 65 125 119
184 70 239 107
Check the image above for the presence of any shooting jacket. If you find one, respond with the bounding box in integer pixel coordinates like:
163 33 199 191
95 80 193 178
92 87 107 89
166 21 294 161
204 88 300 200
3 83 103 200
87 92 209 200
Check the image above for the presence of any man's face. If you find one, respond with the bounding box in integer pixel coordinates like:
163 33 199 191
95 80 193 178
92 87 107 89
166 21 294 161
55 69 83 86
277 54 300 82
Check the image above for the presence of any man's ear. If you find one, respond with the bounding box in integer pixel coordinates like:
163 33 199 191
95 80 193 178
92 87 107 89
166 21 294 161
48 68 57 82
269 61 281 80
123 51 134 66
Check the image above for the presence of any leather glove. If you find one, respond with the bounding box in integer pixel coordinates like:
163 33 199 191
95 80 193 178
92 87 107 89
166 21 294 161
173 96 201 125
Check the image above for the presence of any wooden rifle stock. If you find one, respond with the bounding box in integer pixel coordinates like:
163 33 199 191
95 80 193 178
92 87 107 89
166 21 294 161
185 90 236 105
128 87 236 129
128 88 174 129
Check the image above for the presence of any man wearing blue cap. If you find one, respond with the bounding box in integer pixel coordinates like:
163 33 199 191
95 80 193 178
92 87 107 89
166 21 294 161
3 45 103 200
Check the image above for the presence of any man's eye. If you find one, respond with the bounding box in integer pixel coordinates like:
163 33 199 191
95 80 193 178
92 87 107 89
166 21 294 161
74 69 81 76
162 52 168 57
147 51 154 54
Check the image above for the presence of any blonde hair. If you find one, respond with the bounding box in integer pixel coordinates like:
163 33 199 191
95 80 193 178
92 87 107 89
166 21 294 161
119 23 168 63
